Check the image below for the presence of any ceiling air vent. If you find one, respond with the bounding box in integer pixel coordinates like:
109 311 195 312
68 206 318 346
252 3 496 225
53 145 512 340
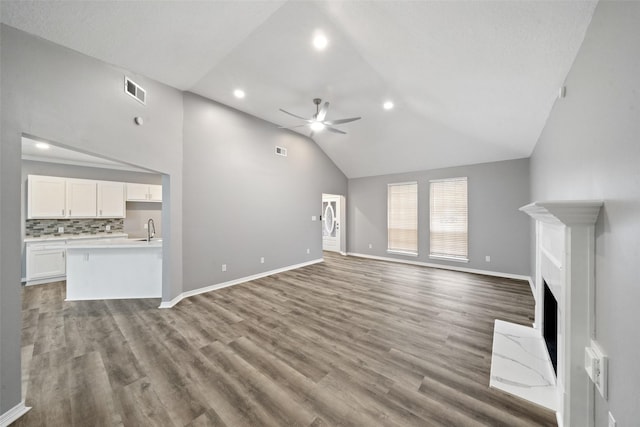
275 146 288 157
124 77 146 105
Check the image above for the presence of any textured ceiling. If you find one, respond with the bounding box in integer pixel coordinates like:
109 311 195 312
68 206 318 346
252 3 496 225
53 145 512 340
1 1 597 178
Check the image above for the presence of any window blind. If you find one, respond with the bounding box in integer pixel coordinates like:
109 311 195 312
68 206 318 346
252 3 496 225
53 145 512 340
429 177 468 260
388 182 418 254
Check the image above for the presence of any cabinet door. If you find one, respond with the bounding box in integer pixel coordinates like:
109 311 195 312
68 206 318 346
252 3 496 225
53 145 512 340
97 181 125 217
126 183 150 201
27 247 66 281
67 179 97 217
148 184 162 202
28 175 66 218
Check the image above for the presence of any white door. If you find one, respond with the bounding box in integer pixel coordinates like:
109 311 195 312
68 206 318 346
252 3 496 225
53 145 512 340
97 181 125 217
322 194 345 253
27 175 66 218
67 179 97 217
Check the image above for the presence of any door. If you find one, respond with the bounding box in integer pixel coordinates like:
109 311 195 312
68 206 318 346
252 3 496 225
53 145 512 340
67 179 97 217
322 194 346 253
28 175 66 218
97 181 125 217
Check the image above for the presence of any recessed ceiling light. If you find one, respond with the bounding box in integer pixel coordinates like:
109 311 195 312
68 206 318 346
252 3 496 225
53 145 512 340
310 121 325 131
35 142 50 150
313 34 328 50
383 101 394 110
234 89 245 99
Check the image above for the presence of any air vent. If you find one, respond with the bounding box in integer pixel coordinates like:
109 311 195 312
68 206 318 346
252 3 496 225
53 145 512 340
275 146 288 157
124 77 146 104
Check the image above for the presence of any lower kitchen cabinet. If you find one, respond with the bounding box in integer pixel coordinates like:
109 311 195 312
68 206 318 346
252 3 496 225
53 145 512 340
26 244 66 285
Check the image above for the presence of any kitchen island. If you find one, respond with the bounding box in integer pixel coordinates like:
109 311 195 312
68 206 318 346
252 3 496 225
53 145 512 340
49 238 162 301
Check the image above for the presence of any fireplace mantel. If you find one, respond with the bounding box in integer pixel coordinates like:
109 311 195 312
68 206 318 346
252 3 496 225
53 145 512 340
519 200 603 226
523 200 602 427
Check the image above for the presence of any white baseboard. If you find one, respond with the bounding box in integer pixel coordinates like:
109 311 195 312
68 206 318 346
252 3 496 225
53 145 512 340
528 277 536 300
347 252 532 282
159 258 324 308
0 400 31 427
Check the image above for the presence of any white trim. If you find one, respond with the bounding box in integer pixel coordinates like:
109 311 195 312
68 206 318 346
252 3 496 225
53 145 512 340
387 249 418 257
528 277 536 302
1 400 31 427
428 176 467 183
158 258 324 308
347 252 531 281
428 254 469 263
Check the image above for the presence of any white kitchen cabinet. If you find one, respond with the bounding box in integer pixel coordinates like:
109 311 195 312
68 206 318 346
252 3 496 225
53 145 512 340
66 178 97 217
126 183 162 202
148 184 162 202
97 181 125 217
27 175 127 219
28 175 67 218
26 243 66 284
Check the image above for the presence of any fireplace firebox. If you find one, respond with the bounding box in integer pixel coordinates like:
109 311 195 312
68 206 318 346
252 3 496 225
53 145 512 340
543 281 558 375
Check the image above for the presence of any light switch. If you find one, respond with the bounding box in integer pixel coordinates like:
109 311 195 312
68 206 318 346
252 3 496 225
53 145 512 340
311 215 317 221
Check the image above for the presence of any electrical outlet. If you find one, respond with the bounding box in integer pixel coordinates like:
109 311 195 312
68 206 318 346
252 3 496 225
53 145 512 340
58 227 64 233
221 264 227 272
260 257 265 264
143 223 148 229
485 255 491 262
369 243 373 249
311 215 317 221
106 225 111 231
608 412 616 427
306 248 310 254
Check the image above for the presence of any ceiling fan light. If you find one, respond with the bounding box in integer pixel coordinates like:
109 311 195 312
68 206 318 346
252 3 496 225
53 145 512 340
313 34 328 50
310 121 325 131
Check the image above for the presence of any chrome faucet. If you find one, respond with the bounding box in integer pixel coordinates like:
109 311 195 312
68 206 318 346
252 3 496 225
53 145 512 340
147 218 156 242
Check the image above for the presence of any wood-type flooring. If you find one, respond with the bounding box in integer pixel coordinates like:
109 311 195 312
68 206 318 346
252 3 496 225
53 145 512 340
14 252 556 426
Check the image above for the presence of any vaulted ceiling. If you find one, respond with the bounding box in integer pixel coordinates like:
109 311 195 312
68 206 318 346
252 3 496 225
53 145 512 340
1 1 597 178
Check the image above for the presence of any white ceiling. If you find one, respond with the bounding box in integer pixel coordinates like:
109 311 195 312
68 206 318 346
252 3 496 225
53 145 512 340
1 1 597 178
22 136 154 174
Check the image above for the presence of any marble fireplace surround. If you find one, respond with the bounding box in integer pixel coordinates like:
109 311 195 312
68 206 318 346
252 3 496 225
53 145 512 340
490 201 602 427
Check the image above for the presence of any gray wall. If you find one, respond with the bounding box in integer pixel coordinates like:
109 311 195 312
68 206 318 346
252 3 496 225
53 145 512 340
1 25 184 413
529 2 640 425
182 92 347 292
348 158 530 276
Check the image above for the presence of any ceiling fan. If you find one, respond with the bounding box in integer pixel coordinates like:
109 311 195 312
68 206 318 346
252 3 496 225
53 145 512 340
278 98 361 137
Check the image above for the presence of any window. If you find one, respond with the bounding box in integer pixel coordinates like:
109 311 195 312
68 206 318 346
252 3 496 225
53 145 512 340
429 177 468 261
387 182 418 255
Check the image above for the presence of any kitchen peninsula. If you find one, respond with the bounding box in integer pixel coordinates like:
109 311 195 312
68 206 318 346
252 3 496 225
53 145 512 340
48 237 162 300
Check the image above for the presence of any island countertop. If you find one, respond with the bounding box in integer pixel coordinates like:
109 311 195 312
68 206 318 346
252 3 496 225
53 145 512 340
64 238 162 249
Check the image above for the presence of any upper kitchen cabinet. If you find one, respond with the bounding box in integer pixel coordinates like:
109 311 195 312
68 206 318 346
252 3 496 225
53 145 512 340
126 183 162 202
97 181 126 218
66 178 97 217
27 175 126 219
28 175 67 218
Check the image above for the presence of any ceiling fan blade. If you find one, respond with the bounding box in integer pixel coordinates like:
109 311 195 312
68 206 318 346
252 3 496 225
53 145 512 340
325 125 347 135
317 102 329 121
279 108 311 122
277 124 309 129
324 117 361 125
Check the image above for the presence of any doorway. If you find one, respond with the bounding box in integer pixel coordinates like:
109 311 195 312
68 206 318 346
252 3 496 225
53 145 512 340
322 194 346 255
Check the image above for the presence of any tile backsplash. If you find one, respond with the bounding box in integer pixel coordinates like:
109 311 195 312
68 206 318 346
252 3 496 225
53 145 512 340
26 218 124 237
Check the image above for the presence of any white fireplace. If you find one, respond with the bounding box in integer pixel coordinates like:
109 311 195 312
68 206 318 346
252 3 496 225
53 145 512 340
490 200 602 427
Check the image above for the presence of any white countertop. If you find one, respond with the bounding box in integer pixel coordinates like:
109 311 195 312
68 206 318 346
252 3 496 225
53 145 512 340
58 238 162 250
25 232 129 243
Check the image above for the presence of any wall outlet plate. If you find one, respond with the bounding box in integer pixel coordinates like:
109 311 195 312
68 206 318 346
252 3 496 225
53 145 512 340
58 227 64 233
221 264 227 272
106 225 111 231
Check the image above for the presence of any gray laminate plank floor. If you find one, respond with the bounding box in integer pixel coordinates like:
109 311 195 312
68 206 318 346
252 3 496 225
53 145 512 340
13 252 556 426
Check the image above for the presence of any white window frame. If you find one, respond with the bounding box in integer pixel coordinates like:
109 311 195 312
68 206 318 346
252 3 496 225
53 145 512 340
387 181 418 256
429 177 468 262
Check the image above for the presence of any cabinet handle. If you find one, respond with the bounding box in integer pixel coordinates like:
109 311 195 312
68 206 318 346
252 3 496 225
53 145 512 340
62 209 65 216
100 209 102 216
62 252 65 259
69 209 71 216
